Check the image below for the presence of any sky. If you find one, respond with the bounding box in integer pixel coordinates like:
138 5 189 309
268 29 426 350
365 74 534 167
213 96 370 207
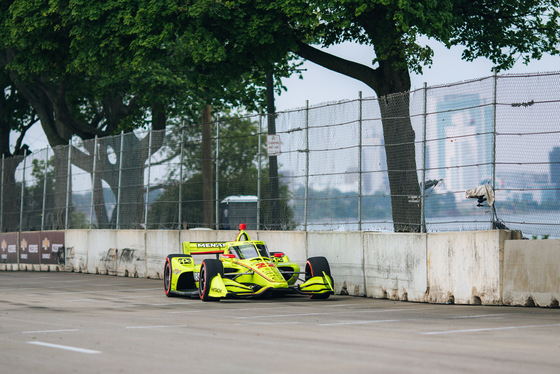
276 39 560 110
14 39 560 151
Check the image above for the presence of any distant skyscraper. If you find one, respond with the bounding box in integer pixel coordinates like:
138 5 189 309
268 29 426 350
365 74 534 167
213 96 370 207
427 94 493 192
550 147 560 200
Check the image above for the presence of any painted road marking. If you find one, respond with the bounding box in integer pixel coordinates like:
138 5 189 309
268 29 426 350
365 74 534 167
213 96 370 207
27 341 101 354
126 324 189 329
233 308 429 320
22 329 79 334
422 323 560 335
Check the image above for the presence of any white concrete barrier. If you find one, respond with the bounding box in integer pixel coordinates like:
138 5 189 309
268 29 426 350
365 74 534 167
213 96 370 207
426 230 517 305
503 239 560 307
7 228 559 307
363 232 427 302
308 232 364 296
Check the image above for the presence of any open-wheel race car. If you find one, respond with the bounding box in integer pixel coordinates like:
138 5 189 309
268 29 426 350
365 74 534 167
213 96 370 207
163 224 334 301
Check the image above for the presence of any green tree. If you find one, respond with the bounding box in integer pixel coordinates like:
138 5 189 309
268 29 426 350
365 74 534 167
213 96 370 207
1 0 289 229
177 0 560 231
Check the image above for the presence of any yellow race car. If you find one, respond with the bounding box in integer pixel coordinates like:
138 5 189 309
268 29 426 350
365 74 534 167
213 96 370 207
163 224 334 301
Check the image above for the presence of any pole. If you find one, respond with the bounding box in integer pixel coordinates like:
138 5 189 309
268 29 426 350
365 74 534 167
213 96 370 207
215 121 220 230
358 92 363 231
257 114 262 230
65 140 72 230
267 73 279 229
19 149 28 232
421 82 428 233
41 148 49 231
178 126 184 229
116 131 124 229
491 71 498 229
304 100 309 231
144 129 153 229
89 136 98 229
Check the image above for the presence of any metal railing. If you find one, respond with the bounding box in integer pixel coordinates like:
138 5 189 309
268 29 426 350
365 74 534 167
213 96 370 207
1 72 559 237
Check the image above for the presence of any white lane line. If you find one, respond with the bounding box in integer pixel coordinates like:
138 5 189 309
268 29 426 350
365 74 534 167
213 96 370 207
319 319 406 326
27 341 101 354
448 314 506 319
422 323 560 335
22 329 79 334
233 308 429 320
233 322 300 326
125 324 189 329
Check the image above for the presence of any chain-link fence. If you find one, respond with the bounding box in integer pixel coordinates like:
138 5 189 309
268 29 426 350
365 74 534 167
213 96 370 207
1 72 559 237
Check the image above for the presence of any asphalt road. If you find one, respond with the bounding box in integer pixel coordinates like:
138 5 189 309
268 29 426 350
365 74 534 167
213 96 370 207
1 271 559 374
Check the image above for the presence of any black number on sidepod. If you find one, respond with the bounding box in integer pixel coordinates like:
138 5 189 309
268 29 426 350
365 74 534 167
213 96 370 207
198 259 224 301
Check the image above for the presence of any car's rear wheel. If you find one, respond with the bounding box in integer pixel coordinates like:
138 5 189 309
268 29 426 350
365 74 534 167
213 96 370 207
199 259 224 301
305 256 332 300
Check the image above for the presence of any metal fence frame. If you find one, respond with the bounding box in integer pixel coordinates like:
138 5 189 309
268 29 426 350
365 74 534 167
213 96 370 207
1 72 560 237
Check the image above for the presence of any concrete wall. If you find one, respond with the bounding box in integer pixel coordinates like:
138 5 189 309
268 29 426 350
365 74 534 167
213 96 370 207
427 230 506 305
503 239 560 307
6 228 559 307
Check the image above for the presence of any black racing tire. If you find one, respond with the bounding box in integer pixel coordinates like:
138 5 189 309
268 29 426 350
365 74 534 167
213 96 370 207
305 256 332 300
163 255 177 297
198 259 224 301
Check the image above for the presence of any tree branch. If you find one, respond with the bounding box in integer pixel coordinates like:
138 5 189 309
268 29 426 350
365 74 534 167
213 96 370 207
293 41 381 92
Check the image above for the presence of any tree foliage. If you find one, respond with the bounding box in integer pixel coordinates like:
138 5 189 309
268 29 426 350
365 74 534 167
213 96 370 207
173 0 560 231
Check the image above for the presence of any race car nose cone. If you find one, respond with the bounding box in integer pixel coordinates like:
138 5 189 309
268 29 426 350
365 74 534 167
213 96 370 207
239 223 246 230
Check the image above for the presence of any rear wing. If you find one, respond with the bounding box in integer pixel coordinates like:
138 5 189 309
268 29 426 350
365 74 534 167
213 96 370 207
182 242 227 255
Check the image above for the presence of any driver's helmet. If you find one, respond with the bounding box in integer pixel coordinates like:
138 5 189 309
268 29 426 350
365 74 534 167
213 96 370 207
228 242 270 260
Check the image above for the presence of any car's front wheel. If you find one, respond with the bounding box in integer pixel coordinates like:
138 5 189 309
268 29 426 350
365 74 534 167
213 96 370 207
305 256 332 299
163 256 177 297
198 259 224 301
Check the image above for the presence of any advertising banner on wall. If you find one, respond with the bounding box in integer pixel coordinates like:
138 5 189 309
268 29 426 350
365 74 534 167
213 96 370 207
40 231 65 265
0 232 18 264
20 232 41 264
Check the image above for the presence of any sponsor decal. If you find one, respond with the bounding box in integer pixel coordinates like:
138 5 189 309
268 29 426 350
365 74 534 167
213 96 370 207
196 243 226 248
29 244 39 253
8 245 16 253
42 237 50 250
211 288 223 293
52 244 63 253
21 239 28 252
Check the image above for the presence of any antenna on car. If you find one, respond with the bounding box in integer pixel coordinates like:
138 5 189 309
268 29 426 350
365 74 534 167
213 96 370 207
235 223 250 241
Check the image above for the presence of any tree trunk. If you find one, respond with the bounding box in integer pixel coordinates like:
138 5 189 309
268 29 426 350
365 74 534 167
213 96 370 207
201 105 214 228
294 41 421 232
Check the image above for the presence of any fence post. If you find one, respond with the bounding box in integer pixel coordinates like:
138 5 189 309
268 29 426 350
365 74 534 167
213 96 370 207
41 148 49 231
89 136 98 229
0 154 4 232
116 131 124 229
304 100 309 231
19 149 28 231
178 126 184 230
65 140 72 230
358 92 363 231
491 71 498 229
144 129 153 229
257 114 262 230
421 82 428 233
215 121 220 230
